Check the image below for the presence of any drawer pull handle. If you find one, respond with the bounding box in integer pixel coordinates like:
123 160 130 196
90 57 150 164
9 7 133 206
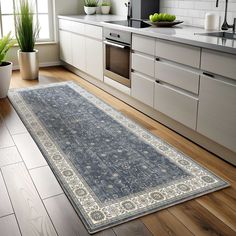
203 72 214 78
156 58 160 61
155 80 160 83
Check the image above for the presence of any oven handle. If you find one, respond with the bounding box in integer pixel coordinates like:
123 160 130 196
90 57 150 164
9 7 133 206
104 40 129 49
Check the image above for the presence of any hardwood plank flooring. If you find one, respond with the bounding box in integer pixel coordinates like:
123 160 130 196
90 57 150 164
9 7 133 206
0 146 22 167
0 99 27 135
0 67 235 236
0 171 13 217
29 166 63 199
44 194 91 236
0 214 21 236
113 220 153 236
141 210 194 236
12 133 48 170
1 162 57 236
0 116 14 148
169 200 236 236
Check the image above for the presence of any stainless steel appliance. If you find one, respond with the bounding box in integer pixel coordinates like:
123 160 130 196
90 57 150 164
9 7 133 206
130 0 159 20
104 28 131 88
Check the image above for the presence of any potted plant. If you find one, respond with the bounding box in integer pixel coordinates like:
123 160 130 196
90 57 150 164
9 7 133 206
84 0 98 15
0 32 15 98
15 0 40 80
100 1 111 14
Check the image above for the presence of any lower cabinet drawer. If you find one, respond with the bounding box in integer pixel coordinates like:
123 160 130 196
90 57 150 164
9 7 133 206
59 19 85 35
132 53 155 77
84 24 103 40
131 73 155 107
154 83 198 129
155 61 199 94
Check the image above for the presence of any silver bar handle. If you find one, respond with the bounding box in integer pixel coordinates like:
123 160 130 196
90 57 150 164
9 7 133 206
233 18 236 33
104 40 126 49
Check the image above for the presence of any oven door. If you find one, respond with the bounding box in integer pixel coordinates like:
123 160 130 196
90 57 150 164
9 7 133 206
104 40 131 88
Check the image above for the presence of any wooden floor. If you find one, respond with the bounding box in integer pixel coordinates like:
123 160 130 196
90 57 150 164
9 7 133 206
0 66 236 236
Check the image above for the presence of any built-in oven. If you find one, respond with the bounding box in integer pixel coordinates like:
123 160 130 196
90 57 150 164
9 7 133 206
103 28 131 88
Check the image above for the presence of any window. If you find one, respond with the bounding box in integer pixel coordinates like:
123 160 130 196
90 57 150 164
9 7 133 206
0 0 54 42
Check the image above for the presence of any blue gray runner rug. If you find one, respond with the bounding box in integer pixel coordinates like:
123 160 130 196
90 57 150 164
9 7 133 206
8 81 229 234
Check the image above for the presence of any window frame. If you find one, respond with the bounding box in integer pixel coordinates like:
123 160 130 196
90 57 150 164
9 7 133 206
0 0 55 43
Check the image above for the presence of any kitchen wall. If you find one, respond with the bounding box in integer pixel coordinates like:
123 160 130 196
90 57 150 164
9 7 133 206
160 0 236 27
110 0 127 16
111 0 236 27
8 0 84 69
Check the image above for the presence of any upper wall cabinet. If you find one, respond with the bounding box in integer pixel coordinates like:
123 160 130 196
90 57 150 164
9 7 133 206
201 49 236 80
156 39 201 68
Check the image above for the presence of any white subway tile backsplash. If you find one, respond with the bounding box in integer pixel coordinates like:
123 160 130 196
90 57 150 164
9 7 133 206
160 0 236 27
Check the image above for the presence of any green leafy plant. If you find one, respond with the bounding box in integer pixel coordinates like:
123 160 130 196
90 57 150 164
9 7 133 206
15 0 40 52
0 32 15 66
84 0 98 7
100 1 111 6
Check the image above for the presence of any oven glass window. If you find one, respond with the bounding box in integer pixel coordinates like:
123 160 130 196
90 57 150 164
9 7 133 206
106 44 130 79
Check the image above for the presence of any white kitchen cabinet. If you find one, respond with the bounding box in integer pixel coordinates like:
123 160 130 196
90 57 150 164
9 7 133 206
131 72 155 107
59 19 85 35
197 75 236 152
85 38 103 81
84 24 103 40
156 39 201 68
59 30 72 65
154 83 198 129
132 53 155 77
71 34 86 72
132 34 155 55
201 49 236 81
59 19 103 81
155 61 200 94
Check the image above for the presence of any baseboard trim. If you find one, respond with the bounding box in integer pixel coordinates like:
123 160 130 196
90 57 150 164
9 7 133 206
13 61 61 71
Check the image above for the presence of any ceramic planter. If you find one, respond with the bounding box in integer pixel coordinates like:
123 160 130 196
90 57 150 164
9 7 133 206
101 6 110 14
84 6 97 15
18 49 39 80
0 62 13 98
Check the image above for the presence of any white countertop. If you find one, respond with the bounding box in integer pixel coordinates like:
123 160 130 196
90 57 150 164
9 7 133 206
58 15 236 55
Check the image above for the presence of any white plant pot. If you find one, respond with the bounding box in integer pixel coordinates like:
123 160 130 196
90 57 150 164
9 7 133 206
0 62 13 98
84 6 96 15
96 6 101 14
101 6 110 14
18 49 39 80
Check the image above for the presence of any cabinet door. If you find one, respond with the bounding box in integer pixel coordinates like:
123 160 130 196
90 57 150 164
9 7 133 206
59 30 72 65
71 34 86 72
197 75 236 152
131 72 155 107
201 49 236 81
156 39 201 68
132 34 155 56
132 53 155 77
85 38 103 81
154 83 198 129
155 61 199 94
